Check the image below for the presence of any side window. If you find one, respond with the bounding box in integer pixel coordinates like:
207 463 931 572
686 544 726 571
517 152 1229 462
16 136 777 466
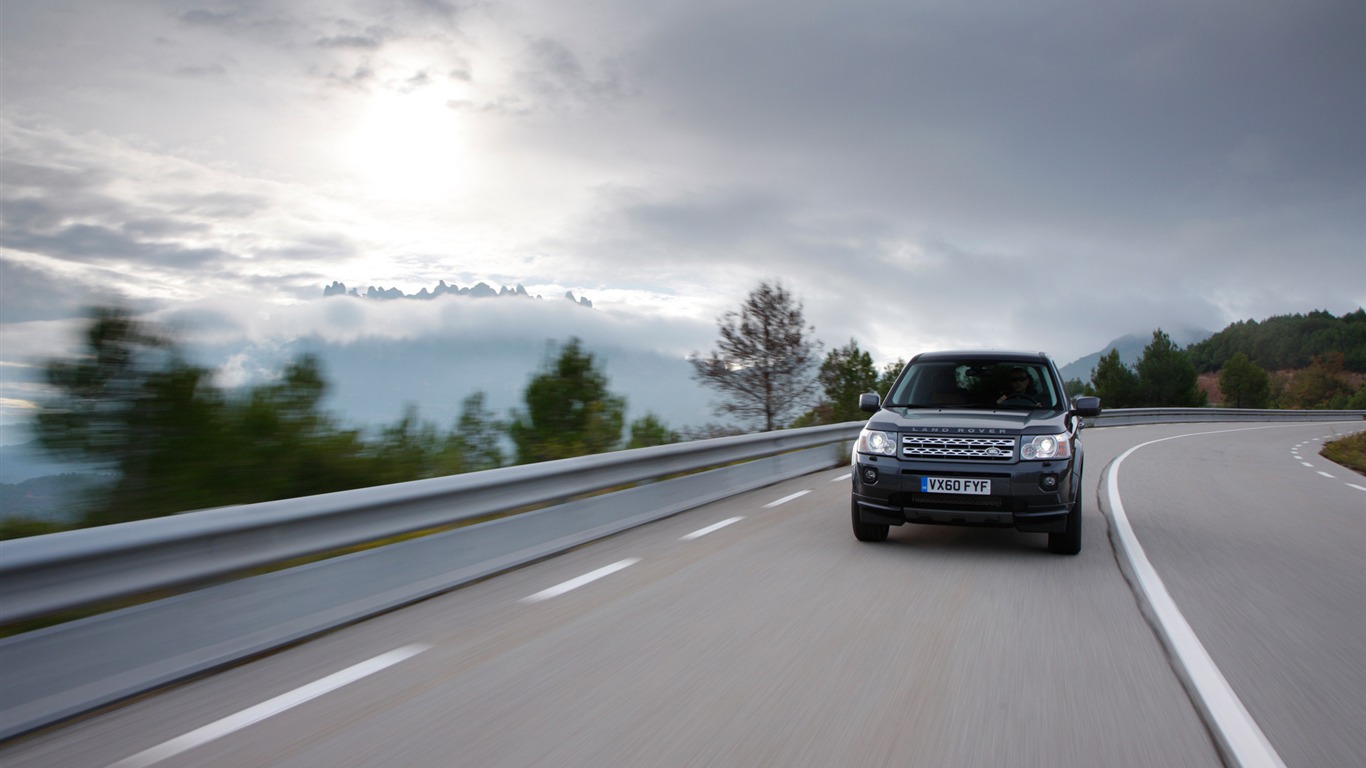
1029 366 1058 408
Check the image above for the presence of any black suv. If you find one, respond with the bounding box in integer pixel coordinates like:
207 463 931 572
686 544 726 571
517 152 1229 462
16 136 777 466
851 351 1101 554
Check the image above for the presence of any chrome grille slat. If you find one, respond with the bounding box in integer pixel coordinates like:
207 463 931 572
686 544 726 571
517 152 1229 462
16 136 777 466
901 434 1016 461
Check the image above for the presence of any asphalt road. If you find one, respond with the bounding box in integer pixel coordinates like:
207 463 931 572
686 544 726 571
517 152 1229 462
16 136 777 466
1 421 1361 767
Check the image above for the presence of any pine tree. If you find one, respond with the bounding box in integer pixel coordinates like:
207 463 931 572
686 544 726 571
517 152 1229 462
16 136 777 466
818 340 880 423
509 338 626 463
1089 348 1140 408
1218 352 1271 408
1136 329 1206 407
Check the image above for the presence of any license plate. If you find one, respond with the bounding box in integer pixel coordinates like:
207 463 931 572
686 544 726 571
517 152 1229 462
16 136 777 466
920 477 991 495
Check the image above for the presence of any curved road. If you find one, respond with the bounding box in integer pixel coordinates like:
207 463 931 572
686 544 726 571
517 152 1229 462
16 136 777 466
1 422 1361 767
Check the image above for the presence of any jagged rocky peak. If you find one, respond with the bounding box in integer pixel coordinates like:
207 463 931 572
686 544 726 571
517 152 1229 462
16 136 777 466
323 281 360 297
364 285 407 300
322 280 591 306
468 282 498 298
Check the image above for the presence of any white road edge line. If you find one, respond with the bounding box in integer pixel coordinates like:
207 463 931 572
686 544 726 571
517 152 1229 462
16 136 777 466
108 644 430 768
763 490 810 508
681 517 744 541
520 558 642 603
1104 429 1287 768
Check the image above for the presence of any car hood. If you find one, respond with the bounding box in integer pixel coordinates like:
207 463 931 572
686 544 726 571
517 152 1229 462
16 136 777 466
867 407 1067 434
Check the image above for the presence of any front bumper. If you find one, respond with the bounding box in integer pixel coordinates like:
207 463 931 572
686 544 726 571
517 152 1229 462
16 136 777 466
852 453 1076 533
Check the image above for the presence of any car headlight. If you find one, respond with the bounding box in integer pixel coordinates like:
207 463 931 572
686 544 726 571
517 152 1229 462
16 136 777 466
857 427 898 456
1021 432 1072 460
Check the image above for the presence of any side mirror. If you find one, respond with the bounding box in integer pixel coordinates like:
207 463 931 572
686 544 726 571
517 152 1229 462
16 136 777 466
1071 396 1101 419
859 392 881 414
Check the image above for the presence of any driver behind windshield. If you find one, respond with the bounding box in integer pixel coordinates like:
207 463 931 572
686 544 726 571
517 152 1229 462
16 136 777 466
996 366 1042 406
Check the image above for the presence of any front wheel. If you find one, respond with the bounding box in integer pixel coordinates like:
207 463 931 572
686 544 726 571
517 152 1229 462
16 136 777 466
851 499 889 542
1048 494 1083 555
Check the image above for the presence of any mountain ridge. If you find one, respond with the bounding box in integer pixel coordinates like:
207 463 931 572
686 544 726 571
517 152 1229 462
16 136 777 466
323 280 594 308
1059 325 1214 383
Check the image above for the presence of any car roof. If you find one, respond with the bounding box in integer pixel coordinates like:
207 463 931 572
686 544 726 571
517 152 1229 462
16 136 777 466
909 350 1053 363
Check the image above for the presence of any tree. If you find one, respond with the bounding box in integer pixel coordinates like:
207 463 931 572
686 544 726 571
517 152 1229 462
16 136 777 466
816 340 879 423
627 414 678 449
37 306 179 467
366 406 447 484
1089 348 1140 408
442 392 506 471
1218 352 1271 408
1136 329 1206 407
33 306 453 528
226 353 374 502
1346 384 1366 410
690 281 822 431
1280 352 1355 409
877 359 905 397
508 338 626 464
36 307 233 523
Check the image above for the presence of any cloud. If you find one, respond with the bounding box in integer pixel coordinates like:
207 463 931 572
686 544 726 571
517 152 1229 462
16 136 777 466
0 113 377 298
159 292 713 357
0 258 119 323
317 31 387 50
4 224 232 268
0 0 1361 397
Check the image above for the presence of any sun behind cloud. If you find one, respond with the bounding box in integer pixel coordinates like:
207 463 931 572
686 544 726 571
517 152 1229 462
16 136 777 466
342 84 473 204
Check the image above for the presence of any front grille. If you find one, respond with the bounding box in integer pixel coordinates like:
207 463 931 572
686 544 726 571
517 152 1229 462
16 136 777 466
902 434 1016 461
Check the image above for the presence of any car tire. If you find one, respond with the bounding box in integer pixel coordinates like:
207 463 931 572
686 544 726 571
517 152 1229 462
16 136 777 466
851 499 889 542
1048 493 1082 555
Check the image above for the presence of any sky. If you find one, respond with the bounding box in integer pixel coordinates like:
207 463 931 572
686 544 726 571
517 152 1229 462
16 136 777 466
2 0 1363 436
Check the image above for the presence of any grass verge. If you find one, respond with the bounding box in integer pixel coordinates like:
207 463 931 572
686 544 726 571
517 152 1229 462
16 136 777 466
1321 430 1366 476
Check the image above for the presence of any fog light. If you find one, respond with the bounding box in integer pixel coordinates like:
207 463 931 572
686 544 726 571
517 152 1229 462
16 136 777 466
1040 473 1059 491
861 466 880 485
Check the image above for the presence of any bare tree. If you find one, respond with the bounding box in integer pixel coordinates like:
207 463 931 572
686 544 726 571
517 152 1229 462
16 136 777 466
690 281 822 431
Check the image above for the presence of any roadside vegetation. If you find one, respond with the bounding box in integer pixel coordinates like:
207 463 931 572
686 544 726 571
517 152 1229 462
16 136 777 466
1321 431 1366 476
3 298 1364 538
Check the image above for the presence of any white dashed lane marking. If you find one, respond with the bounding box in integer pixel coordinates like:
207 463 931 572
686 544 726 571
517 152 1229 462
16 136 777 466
763 490 811 508
681 517 744 541
520 559 642 603
1293 431 1366 496
108 645 430 768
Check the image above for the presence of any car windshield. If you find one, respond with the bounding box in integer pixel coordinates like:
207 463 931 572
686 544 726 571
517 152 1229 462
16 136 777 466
886 360 1060 410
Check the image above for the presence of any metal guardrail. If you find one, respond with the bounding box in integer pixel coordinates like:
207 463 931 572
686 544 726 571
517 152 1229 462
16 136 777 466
1088 407 1365 427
